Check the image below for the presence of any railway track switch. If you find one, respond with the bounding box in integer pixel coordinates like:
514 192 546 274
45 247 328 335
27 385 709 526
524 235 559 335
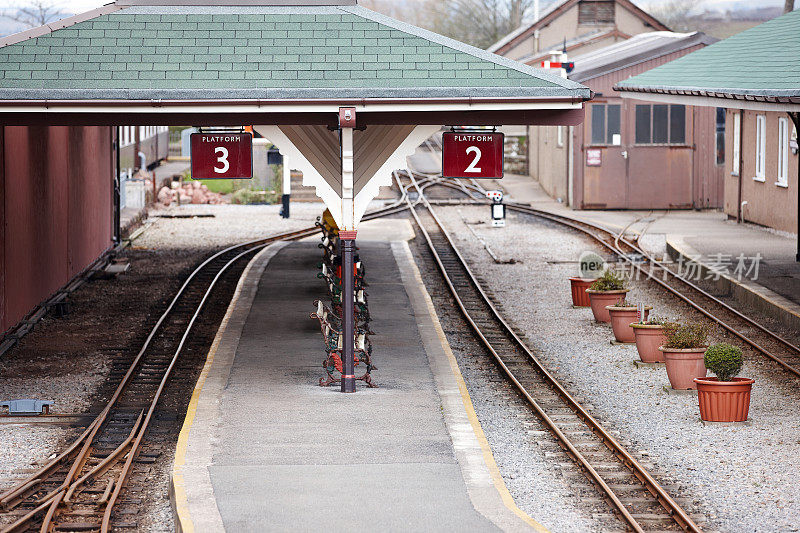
487 190 506 228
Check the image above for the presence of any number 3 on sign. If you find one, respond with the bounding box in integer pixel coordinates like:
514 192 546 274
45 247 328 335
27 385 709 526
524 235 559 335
465 146 481 173
214 146 229 173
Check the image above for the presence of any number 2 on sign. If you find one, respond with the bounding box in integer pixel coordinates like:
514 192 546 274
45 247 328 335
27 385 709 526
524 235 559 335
214 147 229 173
465 146 481 173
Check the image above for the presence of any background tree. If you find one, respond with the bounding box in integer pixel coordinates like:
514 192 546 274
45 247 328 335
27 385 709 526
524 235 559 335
362 0 541 49
645 0 702 32
1 0 66 29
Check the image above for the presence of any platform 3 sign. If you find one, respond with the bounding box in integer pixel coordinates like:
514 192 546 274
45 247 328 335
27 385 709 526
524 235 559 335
190 133 253 179
442 132 504 179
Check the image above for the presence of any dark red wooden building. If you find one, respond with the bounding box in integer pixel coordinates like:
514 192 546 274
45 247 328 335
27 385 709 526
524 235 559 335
1 126 115 333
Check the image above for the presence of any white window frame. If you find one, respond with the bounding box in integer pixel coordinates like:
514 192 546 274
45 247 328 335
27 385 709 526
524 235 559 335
732 112 740 176
557 125 564 147
754 114 766 182
777 117 789 187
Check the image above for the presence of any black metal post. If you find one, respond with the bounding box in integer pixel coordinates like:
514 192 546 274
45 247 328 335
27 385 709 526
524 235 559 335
281 193 290 218
340 231 357 393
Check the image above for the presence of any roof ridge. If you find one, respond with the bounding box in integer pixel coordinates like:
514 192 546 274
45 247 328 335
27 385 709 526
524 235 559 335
340 4 586 92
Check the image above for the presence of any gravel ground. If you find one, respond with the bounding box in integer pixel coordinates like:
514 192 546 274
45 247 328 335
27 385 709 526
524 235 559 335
411 239 601 532
436 204 800 533
139 202 327 249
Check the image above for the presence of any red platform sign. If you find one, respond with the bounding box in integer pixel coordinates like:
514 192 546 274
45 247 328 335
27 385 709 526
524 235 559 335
190 132 253 179
442 132 504 179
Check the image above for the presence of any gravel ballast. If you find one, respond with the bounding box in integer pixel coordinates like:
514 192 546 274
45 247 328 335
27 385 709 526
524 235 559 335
435 204 800 533
0 201 332 531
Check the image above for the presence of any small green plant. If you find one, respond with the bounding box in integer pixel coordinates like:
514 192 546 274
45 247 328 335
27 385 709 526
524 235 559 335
231 189 281 205
641 315 666 325
609 299 637 308
663 322 711 349
704 343 743 381
589 269 627 291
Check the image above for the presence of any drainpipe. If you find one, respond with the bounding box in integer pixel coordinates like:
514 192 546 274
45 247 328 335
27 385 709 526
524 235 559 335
789 111 800 262
113 127 121 245
137 151 146 172
737 109 745 223
567 125 574 207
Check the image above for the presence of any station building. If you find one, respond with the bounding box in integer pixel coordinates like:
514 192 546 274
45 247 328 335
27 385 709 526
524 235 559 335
617 9 799 253
532 31 720 209
487 0 668 65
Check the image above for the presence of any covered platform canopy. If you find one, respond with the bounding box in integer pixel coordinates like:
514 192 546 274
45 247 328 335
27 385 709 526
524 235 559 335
0 0 590 229
0 0 592 392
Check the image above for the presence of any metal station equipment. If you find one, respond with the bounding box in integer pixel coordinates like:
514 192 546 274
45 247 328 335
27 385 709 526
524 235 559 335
487 190 506 227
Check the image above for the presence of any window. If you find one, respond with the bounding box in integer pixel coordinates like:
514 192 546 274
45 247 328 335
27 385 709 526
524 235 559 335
635 104 686 144
557 126 564 147
715 108 725 166
777 117 789 187
591 103 620 145
578 0 615 24
754 115 765 181
732 112 741 175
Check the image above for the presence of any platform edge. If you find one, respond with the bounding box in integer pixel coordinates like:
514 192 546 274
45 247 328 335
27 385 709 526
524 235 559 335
392 240 548 533
170 241 289 533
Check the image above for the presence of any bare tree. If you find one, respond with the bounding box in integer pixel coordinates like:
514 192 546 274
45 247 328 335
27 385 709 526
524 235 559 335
2 0 66 29
645 0 702 32
428 0 538 48
785 0 796 14
362 0 538 49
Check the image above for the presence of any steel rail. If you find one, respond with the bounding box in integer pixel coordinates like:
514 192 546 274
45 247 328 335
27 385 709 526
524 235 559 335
400 172 699 532
415 173 800 379
1 202 408 532
505 203 800 379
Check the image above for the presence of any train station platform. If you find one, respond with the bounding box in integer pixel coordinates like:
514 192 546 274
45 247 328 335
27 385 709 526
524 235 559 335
500 174 800 331
170 221 542 532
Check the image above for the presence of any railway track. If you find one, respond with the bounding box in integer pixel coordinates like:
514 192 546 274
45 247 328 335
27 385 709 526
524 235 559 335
401 173 701 532
421 171 800 381
0 203 407 533
508 204 800 380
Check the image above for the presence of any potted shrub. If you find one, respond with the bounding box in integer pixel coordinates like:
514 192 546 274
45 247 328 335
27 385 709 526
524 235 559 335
568 277 596 307
694 344 754 422
659 322 710 389
606 301 651 343
586 269 629 323
631 316 667 363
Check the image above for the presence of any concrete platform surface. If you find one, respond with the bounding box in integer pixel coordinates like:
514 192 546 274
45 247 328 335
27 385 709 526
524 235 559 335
172 236 541 532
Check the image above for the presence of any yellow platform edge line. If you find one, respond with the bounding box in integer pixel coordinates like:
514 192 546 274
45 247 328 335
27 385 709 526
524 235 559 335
402 240 549 533
171 245 268 533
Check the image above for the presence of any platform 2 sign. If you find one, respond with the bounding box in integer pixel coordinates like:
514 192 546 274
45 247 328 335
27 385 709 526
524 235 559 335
442 132 504 179
190 133 253 179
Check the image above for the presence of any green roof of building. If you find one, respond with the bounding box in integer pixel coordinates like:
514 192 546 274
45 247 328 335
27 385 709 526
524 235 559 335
0 2 589 101
616 9 800 102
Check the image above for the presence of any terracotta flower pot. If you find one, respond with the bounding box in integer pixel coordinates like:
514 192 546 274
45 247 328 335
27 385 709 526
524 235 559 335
585 289 629 323
694 377 755 422
660 347 708 389
606 306 651 343
569 277 596 307
631 324 667 362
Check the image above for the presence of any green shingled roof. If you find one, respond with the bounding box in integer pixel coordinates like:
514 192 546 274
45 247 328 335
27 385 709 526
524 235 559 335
617 9 800 100
0 4 589 101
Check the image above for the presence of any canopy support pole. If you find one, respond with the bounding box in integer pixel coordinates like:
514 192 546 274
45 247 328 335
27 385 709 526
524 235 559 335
340 109 356 392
